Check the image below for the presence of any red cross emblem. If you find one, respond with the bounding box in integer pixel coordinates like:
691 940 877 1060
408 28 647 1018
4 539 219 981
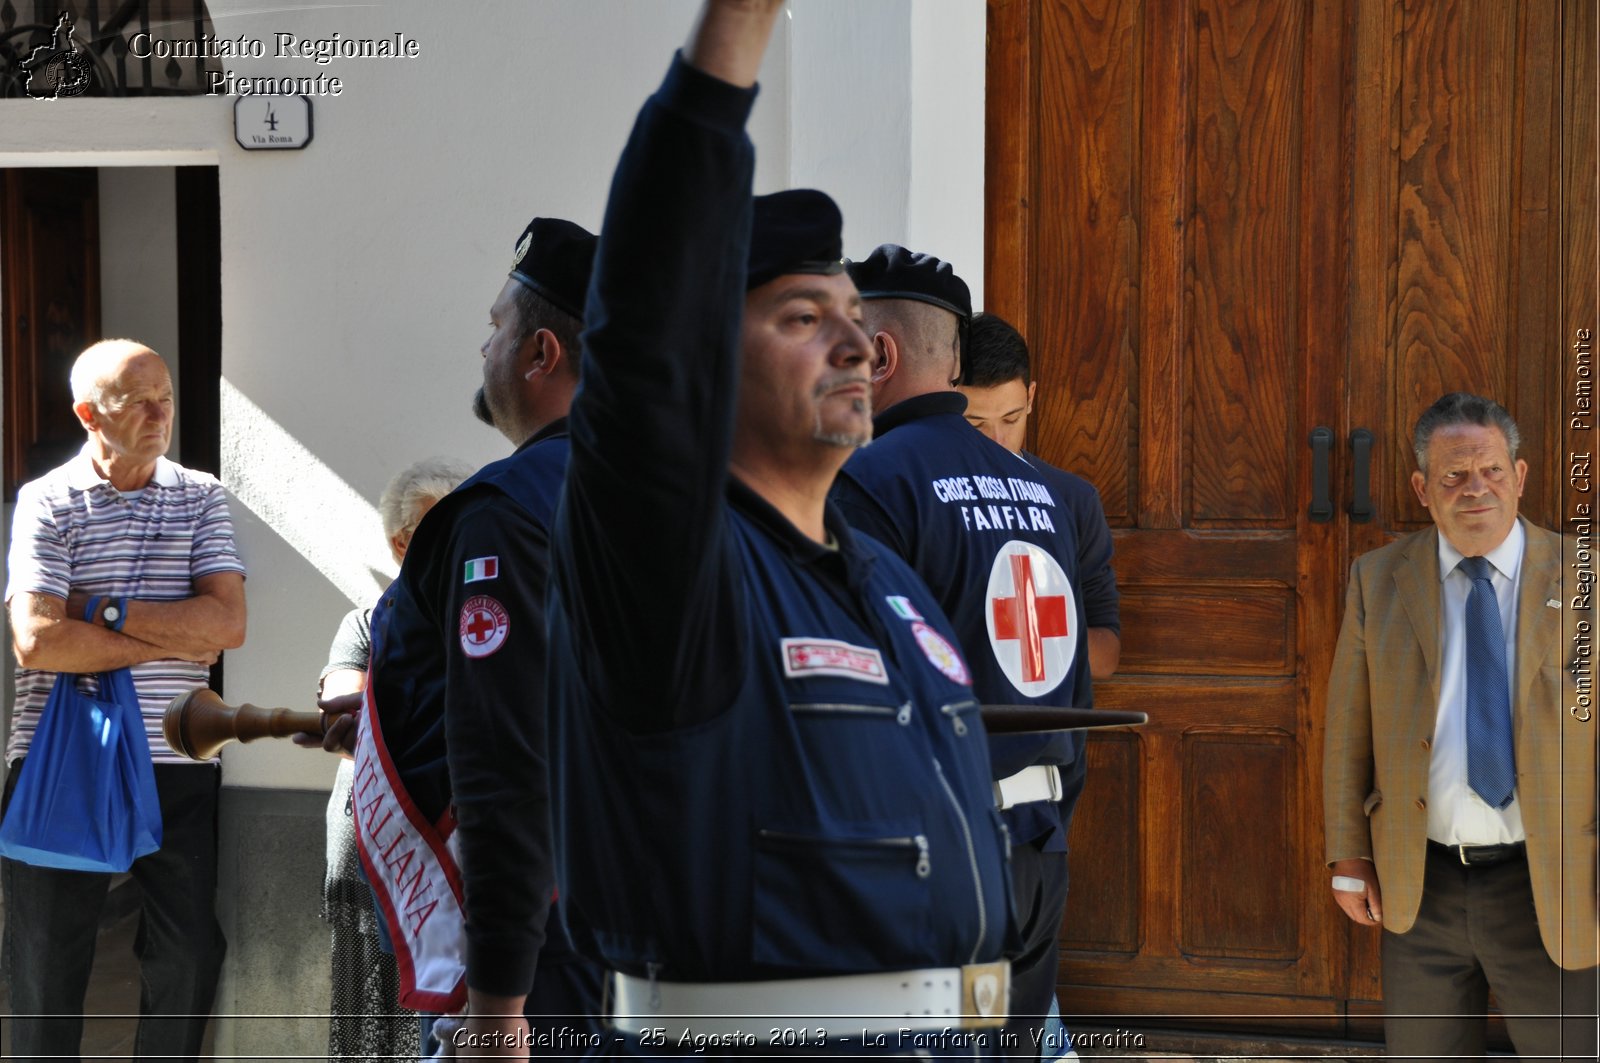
459 595 509 659
985 541 1076 696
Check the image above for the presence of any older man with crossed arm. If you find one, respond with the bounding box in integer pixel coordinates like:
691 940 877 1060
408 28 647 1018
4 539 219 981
4 339 246 1061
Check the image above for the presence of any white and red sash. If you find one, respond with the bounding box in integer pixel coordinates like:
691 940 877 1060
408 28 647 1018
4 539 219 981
351 685 468 1012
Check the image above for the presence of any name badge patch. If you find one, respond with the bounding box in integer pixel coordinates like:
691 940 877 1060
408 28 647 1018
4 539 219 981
781 637 889 685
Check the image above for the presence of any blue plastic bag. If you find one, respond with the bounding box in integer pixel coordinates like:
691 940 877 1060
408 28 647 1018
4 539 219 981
0 665 162 871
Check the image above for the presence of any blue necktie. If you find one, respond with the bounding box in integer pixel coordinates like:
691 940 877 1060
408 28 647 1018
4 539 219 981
1460 556 1515 809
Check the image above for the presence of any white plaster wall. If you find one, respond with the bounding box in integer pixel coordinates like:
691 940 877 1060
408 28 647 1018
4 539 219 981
785 0 912 253
909 0 988 304
98 166 183 459
0 0 987 791
783 0 986 290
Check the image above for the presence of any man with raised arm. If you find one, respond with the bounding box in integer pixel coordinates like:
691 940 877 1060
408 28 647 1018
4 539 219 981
546 1 1015 1055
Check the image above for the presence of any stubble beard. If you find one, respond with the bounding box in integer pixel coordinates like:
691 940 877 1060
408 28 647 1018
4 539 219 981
813 395 873 449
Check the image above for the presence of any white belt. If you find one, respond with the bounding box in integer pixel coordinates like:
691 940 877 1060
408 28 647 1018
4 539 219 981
609 960 1010 1040
994 764 1062 809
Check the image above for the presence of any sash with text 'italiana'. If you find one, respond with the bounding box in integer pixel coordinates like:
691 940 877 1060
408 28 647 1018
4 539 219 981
351 683 467 1011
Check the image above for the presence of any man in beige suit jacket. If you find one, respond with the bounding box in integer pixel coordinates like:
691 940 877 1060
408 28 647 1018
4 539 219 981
1324 393 1597 1060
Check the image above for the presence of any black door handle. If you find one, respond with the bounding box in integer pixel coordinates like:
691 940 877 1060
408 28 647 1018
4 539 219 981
1309 427 1333 523
1348 428 1374 523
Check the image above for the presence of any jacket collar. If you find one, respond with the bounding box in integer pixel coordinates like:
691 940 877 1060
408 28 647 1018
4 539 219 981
728 476 877 574
1396 517 1558 708
871 390 967 437
514 416 570 454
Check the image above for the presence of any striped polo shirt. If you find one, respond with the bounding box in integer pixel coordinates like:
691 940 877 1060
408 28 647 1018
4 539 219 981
5 449 247 765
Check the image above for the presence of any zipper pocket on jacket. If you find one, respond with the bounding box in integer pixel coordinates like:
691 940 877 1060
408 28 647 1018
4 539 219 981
791 701 913 725
940 698 981 737
757 829 931 879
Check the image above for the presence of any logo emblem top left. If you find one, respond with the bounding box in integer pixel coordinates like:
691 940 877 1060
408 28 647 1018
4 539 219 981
22 12 95 100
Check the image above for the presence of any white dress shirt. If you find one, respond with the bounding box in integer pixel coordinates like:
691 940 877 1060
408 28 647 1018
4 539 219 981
1427 519 1526 845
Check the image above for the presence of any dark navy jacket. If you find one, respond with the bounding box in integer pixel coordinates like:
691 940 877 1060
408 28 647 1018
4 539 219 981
364 420 579 993
546 55 1014 982
833 394 1118 848
1023 450 1120 640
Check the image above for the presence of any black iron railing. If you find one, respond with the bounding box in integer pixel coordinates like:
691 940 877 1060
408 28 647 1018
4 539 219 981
1 0 218 98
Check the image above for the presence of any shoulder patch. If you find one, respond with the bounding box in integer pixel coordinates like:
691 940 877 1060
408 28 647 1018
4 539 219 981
463 556 499 583
781 637 889 685
911 621 971 686
459 595 509 658
886 595 923 621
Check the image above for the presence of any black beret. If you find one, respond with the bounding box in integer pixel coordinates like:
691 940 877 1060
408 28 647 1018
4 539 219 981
509 217 597 319
847 244 972 322
747 190 846 291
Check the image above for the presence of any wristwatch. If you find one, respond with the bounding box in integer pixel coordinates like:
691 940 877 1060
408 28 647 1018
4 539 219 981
101 597 129 631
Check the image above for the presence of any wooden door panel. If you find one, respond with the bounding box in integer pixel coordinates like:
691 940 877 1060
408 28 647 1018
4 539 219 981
1070 677 1308 997
1106 529 1297 576
1180 732 1298 958
993 0 1342 1021
990 0 1579 1041
2 169 100 498
1509 0 1562 523
1092 677 1298 729
1030 0 1141 521
1061 732 1142 954
1189 0 1304 526
1360 0 1563 536
1392 0 1518 466
1565 0 1596 368
1116 585 1293 675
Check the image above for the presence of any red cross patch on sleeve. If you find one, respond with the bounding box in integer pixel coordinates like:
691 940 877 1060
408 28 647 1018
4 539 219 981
459 595 509 658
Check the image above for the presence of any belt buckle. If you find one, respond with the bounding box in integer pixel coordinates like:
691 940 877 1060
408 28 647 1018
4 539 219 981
959 961 1009 1030
1457 844 1472 866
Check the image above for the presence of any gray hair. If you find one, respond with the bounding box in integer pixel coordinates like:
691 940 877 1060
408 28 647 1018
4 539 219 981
1412 392 1522 472
378 457 474 540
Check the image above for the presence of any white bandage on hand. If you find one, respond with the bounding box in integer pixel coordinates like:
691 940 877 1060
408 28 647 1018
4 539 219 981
1331 874 1367 893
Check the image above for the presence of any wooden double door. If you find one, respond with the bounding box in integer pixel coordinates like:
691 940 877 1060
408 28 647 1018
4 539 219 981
985 0 1595 1038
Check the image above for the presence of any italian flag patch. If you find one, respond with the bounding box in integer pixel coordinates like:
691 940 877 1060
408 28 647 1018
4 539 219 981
886 595 923 621
464 556 499 583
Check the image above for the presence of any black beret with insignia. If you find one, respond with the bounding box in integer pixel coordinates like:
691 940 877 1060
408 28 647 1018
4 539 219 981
847 244 972 323
510 217 598 319
747 190 847 291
